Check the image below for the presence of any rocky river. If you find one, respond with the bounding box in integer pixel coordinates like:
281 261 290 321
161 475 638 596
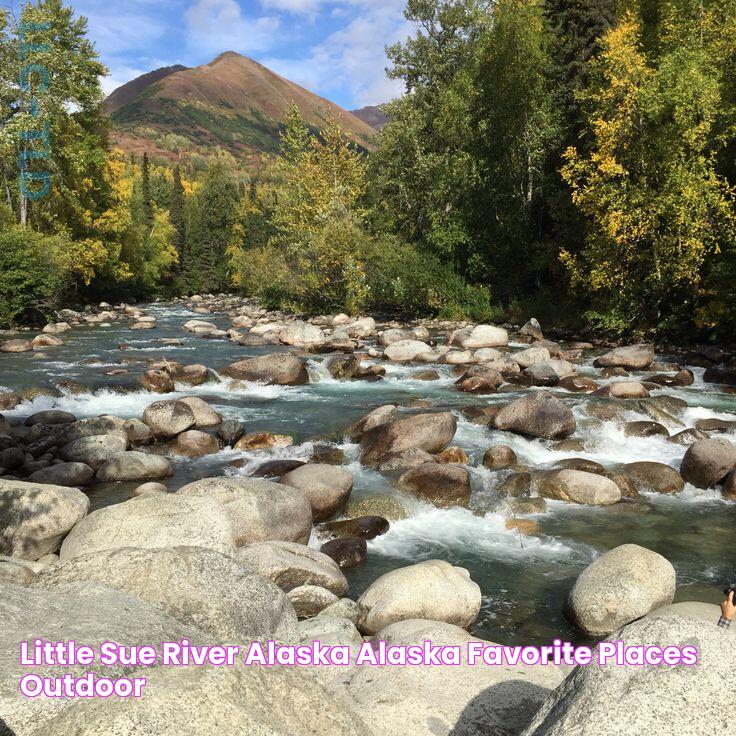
0 295 735 735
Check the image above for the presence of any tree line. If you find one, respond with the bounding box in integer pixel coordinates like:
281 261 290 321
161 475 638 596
1 0 735 341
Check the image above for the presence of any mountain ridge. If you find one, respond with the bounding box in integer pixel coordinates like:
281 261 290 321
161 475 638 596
105 52 378 162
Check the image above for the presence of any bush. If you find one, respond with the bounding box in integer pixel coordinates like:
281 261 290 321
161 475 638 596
0 225 68 327
232 219 498 320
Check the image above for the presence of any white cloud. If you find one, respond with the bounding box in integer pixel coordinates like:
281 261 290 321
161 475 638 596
184 0 281 55
264 0 411 107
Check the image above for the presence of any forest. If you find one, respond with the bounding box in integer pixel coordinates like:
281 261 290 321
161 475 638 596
1 0 735 341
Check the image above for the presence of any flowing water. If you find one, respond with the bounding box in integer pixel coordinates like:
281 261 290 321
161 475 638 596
2 302 736 645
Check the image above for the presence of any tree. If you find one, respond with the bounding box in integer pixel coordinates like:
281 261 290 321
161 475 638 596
169 166 185 269
141 152 153 229
560 12 736 331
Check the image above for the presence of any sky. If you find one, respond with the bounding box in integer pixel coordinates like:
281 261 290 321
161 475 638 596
67 0 413 109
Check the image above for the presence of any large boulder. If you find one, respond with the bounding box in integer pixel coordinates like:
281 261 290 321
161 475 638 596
494 391 576 439
624 461 684 495
26 462 94 487
172 430 221 457
521 614 733 736
32 658 369 736
279 464 353 522
0 582 211 734
176 476 312 546
96 451 173 482
59 431 129 469
177 396 222 427
59 494 235 560
59 415 127 443
222 352 309 385
513 346 551 368
139 368 175 393
395 463 471 507
357 560 481 635
361 412 457 465
143 399 197 438
593 343 654 370
680 437 736 488
279 320 325 346
348 619 565 736
346 404 398 442
237 540 348 596
0 480 89 560
565 544 676 635
537 469 621 505
384 339 433 362
32 546 298 643
461 324 509 348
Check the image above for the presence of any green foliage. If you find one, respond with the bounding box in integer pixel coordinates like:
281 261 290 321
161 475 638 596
0 225 68 327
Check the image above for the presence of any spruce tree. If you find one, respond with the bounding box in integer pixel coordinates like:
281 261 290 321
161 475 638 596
169 166 185 270
141 153 153 230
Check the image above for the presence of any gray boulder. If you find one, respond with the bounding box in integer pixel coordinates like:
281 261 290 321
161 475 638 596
176 476 312 546
143 399 197 438
27 462 94 487
32 546 297 643
96 451 173 482
279 464 353 522
537 470 621 505
395 463 471 507
59 494 235 560
680 437 736 488
0 480 89 560
59 431 129 469
237 540 348 596
361 411 457 465
593 343 655 370
222 352 309 385
494 392 575 439
566 544 676 635
357 560 481 635
522 614 733 736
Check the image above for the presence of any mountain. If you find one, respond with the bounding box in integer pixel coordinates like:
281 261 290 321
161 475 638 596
351 105 389 131
105 52 378 161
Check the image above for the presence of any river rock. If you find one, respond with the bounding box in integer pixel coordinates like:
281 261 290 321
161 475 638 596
521 614 730 736
483 445 518 469
25 410 75 426
288 584 339 618
325 354 361 379
320 537 367 568
59 494 235 560
237 540 348 596
345 494 408 520
319 516 390 540
514 346 551 368
566 544 675 635
234 431 293 450
139 368 175 393
624 461 684 494
494 391 576 439
559 375 599 392
595 380 650 398
96 451 173 482
624 420 669 437
384 339 432 362
593 343 655 370
0 339 32 353
177 396 222 427
176 476 312 546
680 437 736 488
279 321 324 346
668 427 710 446
343 316 375 338
32 545 298 643
537 469 621 505
27 462 94 487
217 419 246 446
172 430 220 457
357 560 481 635
0 480 89 560
143 399 196 438
59 416 127 443
395 463 471 507
0 582 213 734
173 364 211 385
222 352 309 385
361 411 457 465
279 464 353 522
461 324 509 348
59 431 129 469
347 404 398 441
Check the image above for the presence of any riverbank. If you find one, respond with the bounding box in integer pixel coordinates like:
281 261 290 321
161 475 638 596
1 295 735 734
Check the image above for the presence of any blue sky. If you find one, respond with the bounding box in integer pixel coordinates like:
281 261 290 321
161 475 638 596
66 0 412 108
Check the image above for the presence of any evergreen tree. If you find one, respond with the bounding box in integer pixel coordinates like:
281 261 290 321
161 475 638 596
141 152 153 230
169 166 185 270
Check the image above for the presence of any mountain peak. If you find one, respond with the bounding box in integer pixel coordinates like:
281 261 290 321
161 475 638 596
106 54 378 161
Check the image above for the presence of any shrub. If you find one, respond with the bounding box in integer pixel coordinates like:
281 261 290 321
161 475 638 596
0 225 68 327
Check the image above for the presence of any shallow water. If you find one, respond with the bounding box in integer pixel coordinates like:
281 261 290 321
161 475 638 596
2 302 735 645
